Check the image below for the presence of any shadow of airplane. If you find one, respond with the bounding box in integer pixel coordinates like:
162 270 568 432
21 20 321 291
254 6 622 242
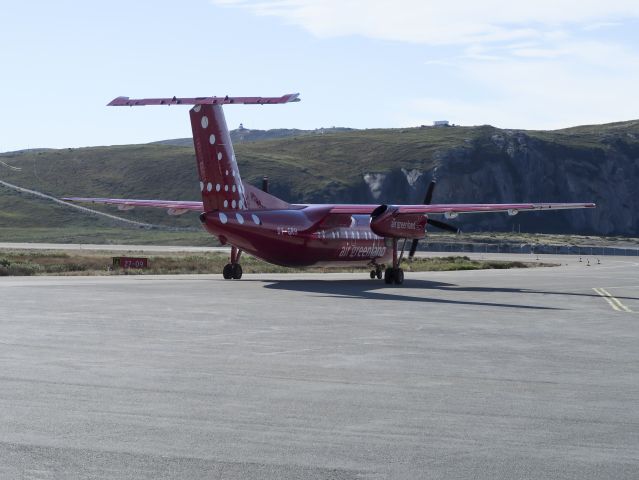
243 278 561 311
427 283 639 302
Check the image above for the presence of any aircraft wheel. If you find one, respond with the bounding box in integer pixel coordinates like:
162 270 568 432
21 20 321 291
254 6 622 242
222 263 233 279
376 268 383 280
384 267 394 284
232 263 243 280
370 269 376 279
393 268 404 285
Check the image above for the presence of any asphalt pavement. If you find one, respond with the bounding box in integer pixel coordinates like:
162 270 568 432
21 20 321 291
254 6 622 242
0 256 637 479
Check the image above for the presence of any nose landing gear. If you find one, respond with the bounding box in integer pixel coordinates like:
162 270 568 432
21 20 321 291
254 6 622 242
369 265 383 280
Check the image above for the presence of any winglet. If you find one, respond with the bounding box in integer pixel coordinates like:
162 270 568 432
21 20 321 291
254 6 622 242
107 93 300 107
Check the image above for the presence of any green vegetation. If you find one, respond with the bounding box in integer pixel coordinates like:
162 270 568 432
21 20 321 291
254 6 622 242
0 251 542 277
425 231 639 248
403 255 535 271
0 227 212 246
1 119 638 241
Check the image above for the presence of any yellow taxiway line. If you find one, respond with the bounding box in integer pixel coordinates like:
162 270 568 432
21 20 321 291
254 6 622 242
593 288 633 312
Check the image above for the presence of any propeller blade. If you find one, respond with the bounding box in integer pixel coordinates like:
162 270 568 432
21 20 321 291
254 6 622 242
408 238 419 260
423 180 436 205
409 180 438 260
427 218 460 233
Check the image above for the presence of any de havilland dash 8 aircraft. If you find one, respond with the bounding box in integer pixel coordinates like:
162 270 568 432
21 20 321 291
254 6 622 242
65 94 595 285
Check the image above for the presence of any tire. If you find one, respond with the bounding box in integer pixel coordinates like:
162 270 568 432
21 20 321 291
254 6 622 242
384 267 394 284
393 268 404 285
231 263 243 280
376 269 383 280
370 270 376 279
222 263 233 279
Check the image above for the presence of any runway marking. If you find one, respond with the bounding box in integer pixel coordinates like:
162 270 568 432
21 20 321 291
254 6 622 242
593 288 633 312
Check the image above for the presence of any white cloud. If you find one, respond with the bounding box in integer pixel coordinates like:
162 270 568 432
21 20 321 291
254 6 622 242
403 40 639 129
213 0 639 45
213 0 639 129
582 22 623 31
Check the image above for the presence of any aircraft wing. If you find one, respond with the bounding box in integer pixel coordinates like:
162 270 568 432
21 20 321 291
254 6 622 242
329 202 596 216
64 197 595 217
63 197 204 213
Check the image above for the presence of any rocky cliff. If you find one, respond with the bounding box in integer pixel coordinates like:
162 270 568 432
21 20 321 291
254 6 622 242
375 127 638 235
1 121 637 236
239 123 638 235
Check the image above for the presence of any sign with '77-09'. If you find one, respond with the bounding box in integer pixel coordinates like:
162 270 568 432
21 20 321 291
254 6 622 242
112 257 148 269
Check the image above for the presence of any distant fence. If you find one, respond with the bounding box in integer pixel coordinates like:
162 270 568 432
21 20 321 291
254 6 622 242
421 242 639 256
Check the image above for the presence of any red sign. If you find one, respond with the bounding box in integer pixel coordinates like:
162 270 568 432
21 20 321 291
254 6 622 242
112 257 148 269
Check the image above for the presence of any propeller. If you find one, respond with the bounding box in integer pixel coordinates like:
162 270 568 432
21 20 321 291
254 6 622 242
427 218 460 233
408 180 460 260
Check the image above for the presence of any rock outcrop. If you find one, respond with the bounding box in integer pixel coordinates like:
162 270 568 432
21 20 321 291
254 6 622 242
2 122 637 235
320 126 637 235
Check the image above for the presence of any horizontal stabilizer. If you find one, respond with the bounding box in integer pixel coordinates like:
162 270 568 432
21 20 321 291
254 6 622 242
108 93 300 107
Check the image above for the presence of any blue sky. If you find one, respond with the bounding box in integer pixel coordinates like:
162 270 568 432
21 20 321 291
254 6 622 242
1 0 639 151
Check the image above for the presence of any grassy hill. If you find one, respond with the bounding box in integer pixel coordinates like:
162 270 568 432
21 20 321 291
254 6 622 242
1 120 638 242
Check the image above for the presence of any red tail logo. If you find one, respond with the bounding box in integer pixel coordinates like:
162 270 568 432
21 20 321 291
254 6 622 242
190 104 247 212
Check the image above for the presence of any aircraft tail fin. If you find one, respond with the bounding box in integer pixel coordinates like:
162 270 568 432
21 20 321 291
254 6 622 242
242 183 291 210
108 94 299 212
189 104 248 212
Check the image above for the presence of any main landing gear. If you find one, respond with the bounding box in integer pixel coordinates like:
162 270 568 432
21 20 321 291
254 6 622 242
223 246 243 280
384 266 404 285
370 238 405 285
386 237 406 285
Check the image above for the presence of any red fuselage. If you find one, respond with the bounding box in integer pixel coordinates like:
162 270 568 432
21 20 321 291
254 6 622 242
201 205 394 267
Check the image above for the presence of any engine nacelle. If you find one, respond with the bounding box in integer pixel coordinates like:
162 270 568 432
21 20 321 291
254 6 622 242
369 205 427 239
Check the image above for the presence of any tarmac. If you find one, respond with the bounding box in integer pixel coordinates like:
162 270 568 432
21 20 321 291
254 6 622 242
0 254 638 479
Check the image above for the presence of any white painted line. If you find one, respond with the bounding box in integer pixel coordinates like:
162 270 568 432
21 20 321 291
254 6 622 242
593 288 633 312
599 288 633 313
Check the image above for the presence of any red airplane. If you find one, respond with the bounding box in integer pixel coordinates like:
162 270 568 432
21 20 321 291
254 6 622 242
65 94 595 284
